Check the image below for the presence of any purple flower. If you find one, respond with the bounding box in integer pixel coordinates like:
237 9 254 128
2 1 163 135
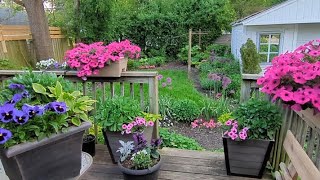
222 76 231 89
22 104 44 118
21 90 30 98
208 73 221 81
0 128 12 144
133 132 147 152
0 104 15 123
45 102 67 114
13 109 29 125
54 62 59 68
151 138 162 148
162 82 167 87
6 94 23 104
166 78 172 84
157 75 163 80
8 83 25 90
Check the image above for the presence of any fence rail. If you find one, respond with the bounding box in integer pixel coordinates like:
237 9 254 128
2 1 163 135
0 70 159 141
0 25 72 68
241 74 320 171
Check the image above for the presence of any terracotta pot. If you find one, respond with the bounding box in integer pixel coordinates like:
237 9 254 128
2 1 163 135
0 122 91 180
118 155 162 180
223 137 274 179
91 57 128 77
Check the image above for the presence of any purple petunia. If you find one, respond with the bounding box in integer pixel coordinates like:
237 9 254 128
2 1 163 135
0 128 12 144
151 138 162 148
133 132 147 152
22 104 44 118
13 109 29 125
0 104 15 123
8 83 25 90
45 102 67 114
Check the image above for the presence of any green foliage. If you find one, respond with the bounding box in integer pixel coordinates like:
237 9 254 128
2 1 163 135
178 45 209 64
132 151 153 170
160 128 203 150
218 112 233 124
32 82 95 126
95 96 142 132
206 44 231 57
170 99 200 122
240 39 262 74
159 95 173 118
234 98 282 140
143 112 161 122
0 59 16 70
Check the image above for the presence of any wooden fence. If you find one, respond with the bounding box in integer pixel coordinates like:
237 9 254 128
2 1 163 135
0 25 72 68
241 74 320 171
0 70 159 141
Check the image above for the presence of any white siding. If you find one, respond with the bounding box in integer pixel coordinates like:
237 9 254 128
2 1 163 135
231 25 244 60
296 23 320 46
244 0 320 26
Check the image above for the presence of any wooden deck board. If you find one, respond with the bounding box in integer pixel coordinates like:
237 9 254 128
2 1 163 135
80 145 271 180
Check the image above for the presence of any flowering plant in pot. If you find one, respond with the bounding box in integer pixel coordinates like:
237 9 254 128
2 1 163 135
257 39 320 117
222 98 282 178
117 131 162 180
36 58 68 70
65 40 141 79
0 72 94 180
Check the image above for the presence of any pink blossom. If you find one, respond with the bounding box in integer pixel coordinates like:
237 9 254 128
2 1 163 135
147 121 154 127
279 90 293 102
225 120 232 126
122 124 127 130
291 104 302 111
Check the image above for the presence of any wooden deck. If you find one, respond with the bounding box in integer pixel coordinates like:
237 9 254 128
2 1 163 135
80 145 271 180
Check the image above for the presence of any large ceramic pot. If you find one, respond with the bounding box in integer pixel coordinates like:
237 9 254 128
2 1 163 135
103 126 154 164
0 122 91 180
223 137 274 179
91 57 128 77
118 155 162 180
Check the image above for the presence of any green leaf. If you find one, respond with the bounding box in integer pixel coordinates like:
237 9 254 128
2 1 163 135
55 81 63 97
71 117 82 126
78 113 89 121
32 83 47 95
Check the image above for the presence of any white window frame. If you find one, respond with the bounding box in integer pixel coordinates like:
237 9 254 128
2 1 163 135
258 33 281 63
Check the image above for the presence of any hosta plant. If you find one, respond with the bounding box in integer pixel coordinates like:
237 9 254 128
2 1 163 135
258 39 320 112
0 72 95 148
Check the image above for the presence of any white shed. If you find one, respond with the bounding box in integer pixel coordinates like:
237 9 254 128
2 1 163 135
231 0 320 64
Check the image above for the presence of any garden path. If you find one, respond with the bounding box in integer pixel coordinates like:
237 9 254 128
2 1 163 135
79 145 271 180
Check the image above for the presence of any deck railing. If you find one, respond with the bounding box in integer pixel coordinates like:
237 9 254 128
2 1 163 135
0 70 159 141
241 74 320 171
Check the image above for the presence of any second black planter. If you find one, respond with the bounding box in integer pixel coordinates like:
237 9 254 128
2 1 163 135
82 134 96 156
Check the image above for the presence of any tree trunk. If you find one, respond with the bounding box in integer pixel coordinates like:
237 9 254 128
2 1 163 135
22 0 54 62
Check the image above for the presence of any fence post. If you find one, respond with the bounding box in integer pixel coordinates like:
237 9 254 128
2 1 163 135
148 76 159 139
188 29 192 78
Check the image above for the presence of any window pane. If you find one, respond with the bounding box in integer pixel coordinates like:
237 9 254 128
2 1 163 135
259 54 268 62
259 44 268 52
269 54 278 62
260 35 269 43
270 44 279 52
270 34 280 44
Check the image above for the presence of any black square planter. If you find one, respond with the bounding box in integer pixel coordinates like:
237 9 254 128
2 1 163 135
223 137 274 179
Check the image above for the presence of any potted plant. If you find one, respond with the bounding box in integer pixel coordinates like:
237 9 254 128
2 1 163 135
65 40 141 80
222 98 281 178
36 58 68 71
82 131 96 157
117 131 162 180
257 39 320 120
95 96 153 163
0 72 95 180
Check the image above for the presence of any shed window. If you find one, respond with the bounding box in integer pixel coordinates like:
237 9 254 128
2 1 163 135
258 34 280 63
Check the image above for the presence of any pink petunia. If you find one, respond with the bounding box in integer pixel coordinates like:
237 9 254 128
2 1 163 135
148 121 154 127
293 73 307 84
122 124 127 130
291 104 302 111
225 120 232 126
279 90 294 102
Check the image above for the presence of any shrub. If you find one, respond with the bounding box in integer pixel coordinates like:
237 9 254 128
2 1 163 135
218 112 233 124
159 96 173 118
160 128 203 150
0 59 16 70
178 45 209 64
147 56 166 67
170 99 200 122
234 98 282 140
240 39 261 74
95 96 142 132
206 44 231 57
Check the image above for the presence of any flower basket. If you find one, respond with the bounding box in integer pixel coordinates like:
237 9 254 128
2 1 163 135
222 136 274 179
103 126 153 164
118 155 162 180
0 122 91 180
90 57 128 77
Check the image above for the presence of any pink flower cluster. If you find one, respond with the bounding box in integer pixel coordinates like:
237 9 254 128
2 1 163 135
122 117 154 134
223 119 249 140
257 39 320 111
191 119 221 129
65 40 141 79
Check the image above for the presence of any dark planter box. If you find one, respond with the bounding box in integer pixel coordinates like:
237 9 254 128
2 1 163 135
82 134 96 157
103 127 153 164
118 155 162 180
0 122 91 180
223 137 274 179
